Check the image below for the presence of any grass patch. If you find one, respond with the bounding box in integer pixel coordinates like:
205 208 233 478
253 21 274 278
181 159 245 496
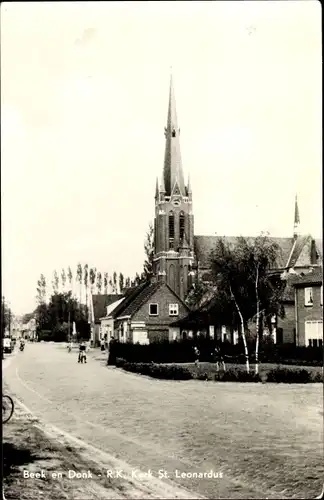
116 358 323 383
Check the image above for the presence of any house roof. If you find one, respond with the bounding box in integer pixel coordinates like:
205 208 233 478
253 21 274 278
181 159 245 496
286 235 311 268
92 294 123 323
109 282 149 319
194 235 323 271
292 267 323 287
115 280 190 320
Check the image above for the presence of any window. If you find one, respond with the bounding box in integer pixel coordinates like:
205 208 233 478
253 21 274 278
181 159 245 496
179 212 185 241
169 212 174 249
321 285 323 306
169 303 179 316
305 320 323 347
149 303 158 316
304 287 313 306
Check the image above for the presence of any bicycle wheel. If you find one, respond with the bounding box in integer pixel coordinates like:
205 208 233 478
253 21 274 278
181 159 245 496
2 395 14 424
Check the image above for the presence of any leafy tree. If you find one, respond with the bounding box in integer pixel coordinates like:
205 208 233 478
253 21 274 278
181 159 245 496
76 263 83 303
113 271 118 293
109 277 113 293
185 274 211 309
67 266 73 292
36 274 47 305
96 271 103 294
210 236 285 373
61 269 67 292
119 273 124 294
104 272 108 294
1 297 12 339
134 272 141 286
52 270 59 295
35 291 89 341
84 264 89 306
89 267 96 295
142 222 154 282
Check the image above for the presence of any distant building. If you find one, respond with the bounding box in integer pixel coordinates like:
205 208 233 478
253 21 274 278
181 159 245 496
89 294 123 346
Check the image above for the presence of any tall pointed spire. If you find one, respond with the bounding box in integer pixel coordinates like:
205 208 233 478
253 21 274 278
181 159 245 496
293 193 300 238
187 174 192 195
163 73 186 196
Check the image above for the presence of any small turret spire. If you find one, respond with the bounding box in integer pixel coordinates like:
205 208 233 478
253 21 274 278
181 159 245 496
155 177 159 199
293 193 300 238
187 174 192 195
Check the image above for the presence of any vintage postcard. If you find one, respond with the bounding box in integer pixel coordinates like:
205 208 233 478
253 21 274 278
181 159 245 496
2 1 322 499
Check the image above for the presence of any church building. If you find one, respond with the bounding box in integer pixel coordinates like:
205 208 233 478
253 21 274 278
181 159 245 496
153 75 322 344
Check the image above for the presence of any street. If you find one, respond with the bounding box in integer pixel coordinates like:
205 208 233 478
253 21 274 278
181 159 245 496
3 343 323 499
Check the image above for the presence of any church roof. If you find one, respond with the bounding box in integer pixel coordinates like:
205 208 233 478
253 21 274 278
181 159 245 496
194 235 295 269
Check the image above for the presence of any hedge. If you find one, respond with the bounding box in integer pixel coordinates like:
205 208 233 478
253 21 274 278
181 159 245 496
115 358 323 383
116 358 192 380
113 339 323 366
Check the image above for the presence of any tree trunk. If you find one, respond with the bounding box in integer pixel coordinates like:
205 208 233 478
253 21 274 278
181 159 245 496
230 285 250 373
255 264 260 375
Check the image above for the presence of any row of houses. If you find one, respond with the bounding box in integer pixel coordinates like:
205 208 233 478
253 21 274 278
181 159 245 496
88 266 323 348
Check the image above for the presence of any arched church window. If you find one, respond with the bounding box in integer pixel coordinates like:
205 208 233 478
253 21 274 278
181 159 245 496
169 211 174 249
179 212 185 241
172 128 176 137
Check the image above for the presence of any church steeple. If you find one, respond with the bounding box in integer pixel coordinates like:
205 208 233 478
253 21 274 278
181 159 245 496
293 193 300 238
163 74 186 197
153 73 195 300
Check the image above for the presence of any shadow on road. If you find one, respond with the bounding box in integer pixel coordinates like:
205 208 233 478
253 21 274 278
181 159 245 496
2 442 41 479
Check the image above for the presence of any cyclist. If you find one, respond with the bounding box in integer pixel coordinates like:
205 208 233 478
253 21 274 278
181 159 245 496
78 341 87 363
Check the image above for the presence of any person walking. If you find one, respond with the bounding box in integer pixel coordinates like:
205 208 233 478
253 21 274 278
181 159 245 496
107 336 116 366
213 344 226 372
100 338 105 352
193 346 200 367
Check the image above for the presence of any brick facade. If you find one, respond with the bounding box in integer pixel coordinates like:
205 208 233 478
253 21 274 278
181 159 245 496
277 303 296 343
132 284 189 342
295 285 323 346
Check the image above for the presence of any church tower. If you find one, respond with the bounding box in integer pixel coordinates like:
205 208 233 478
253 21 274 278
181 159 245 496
153 74 195 300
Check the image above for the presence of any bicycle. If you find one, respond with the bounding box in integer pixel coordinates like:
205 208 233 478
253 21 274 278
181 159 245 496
2 395 14 424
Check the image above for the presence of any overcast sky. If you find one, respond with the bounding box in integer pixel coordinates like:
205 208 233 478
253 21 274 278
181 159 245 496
1 1 321 315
